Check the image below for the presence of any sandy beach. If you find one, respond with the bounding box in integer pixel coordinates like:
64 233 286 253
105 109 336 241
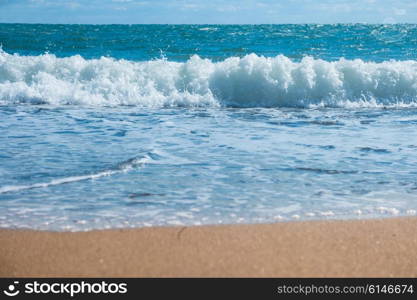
1 217 417 277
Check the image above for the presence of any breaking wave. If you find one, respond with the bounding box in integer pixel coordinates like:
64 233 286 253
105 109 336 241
2 50 417 108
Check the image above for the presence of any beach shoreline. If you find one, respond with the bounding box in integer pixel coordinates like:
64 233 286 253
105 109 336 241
1 217 417 277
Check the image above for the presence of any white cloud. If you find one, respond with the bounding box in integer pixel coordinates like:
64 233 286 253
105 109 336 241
317 3 352 13
216 4 240 12
383 17 396 23
66 2 81 9
256 2 267 8
135 1 150 5
393 8 406 15
179 2 205 11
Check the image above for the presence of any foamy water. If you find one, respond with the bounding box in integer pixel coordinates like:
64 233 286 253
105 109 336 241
1 24 417 231
2 50 417 108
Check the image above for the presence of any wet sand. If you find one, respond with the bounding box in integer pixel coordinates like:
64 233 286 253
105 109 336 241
1 217 416 277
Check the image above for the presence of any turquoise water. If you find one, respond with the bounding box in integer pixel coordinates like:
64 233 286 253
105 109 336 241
1 24 417 230
2 24 417 62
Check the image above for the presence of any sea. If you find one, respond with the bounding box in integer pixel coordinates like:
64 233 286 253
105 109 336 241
1 24 417 231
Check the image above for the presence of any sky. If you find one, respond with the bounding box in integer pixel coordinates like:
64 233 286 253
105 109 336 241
0 0 417 24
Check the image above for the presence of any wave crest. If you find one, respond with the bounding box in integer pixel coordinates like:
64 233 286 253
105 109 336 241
1 50 417 108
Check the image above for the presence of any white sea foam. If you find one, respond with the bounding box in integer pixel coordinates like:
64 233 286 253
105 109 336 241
2 50 417 108
0 156 149 194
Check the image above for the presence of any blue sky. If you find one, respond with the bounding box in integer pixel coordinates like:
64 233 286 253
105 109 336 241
0 0 417 24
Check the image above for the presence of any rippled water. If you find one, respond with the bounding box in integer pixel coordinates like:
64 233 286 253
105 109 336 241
1 24 417 230
2 24 417 62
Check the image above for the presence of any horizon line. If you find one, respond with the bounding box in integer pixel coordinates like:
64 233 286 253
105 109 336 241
1 22 416 26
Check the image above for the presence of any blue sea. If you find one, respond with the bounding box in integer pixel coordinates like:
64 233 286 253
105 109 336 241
1 24 417 231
